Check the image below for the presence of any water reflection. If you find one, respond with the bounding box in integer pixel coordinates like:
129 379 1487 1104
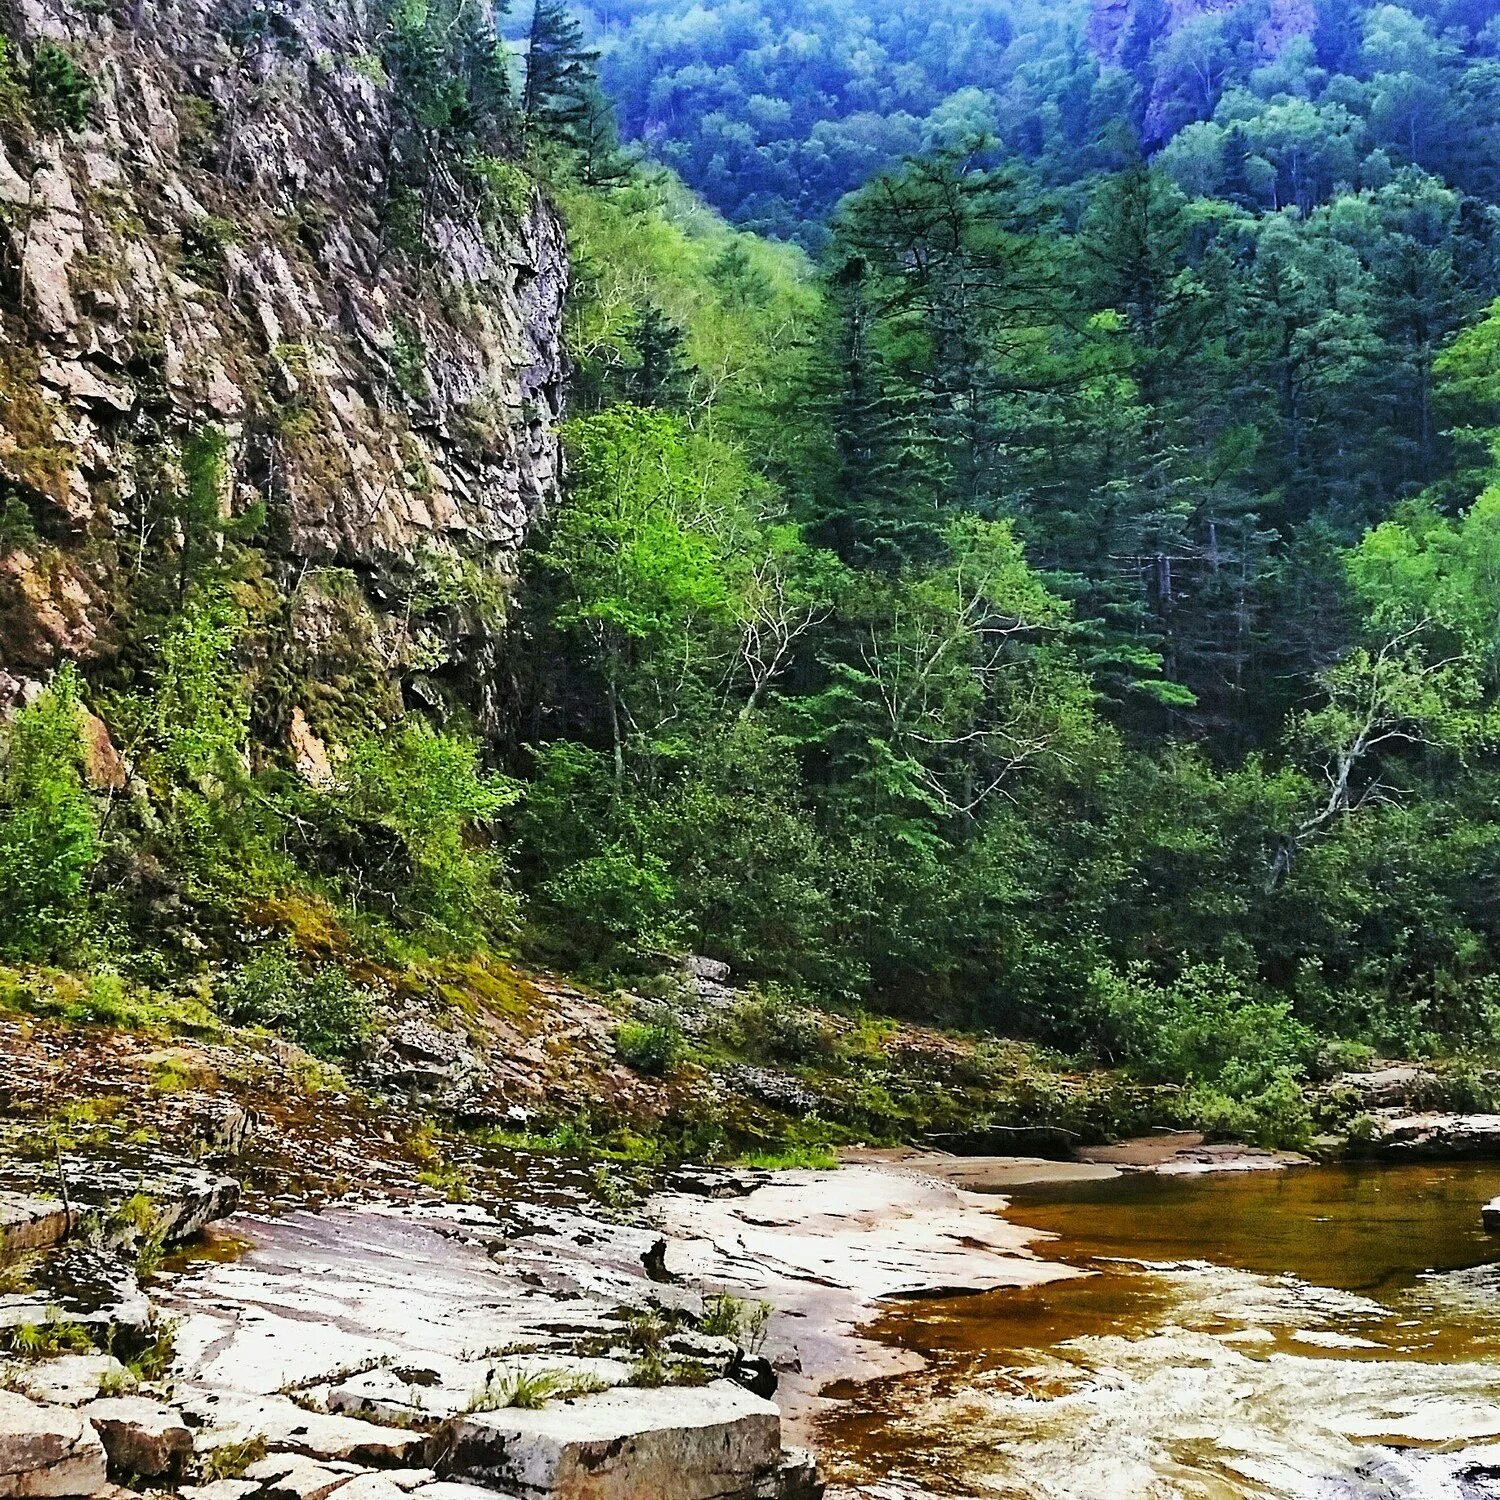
820 1163 1500 1499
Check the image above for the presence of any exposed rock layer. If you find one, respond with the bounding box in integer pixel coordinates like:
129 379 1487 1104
0 0 566 738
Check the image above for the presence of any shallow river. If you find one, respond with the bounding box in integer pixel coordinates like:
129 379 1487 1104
819 1163 1500 1499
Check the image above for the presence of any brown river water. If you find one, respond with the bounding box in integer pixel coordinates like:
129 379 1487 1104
818 1163 1500 1499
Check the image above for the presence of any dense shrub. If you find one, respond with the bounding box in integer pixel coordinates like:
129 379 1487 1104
614 1016 683 1075
0 667 97 959
326 721 521 946
221 944 374 1060
27 41 92 132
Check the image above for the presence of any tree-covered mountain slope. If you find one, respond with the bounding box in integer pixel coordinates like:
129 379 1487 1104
574 0 1500 242
5 0 1500 1165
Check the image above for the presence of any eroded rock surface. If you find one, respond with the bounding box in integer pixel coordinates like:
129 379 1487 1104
652 1164 1076 1420
0 0 566 739
148 1200 822 1497
0 1393 109 1499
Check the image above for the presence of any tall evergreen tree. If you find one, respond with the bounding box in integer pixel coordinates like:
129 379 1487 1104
521 0 599 147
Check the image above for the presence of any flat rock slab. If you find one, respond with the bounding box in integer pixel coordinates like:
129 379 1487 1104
244 1454 357 1500
327 1357 632 1425
185 1484 260 1500
80 1396 191 1478
0 1354 132 1407
443 1379 781 1500
184 1391 429 1466
0 1246 154 1341
652 1165 1076 1404
0 1149 239 1249
848 1151 1119 1192
162 1210 588 1397
0 1195 74 1258
1371 1114 1500 1158
0 1391 109 1499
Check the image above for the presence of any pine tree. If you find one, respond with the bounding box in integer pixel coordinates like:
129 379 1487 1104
522 0 599 146
620 304 693 409
811 256 945 569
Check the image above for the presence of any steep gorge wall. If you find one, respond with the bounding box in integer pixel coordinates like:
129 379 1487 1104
0 0 566 747
1089 0 1318 141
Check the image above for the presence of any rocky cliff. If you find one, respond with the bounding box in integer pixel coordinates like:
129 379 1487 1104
0 0 566 745
1088 0 1318 141
1088 0 1318 65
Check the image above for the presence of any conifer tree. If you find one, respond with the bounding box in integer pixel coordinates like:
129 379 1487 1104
620 304 693 409
521 0 599 146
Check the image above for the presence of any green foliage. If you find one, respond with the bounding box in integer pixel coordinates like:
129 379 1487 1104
27 41 93 133
699 1293 772 1350
469 154 533 221
180 216 238 283
0 38 25 128
220 944 374 1061
10 0 1500 1166
1090 962 1317 1085
2 1312 94 1359
520 0 599 147
1185 1069 1316 1151
467 1367 605 1411
389 317 427 400
382 0 512 138
383 184 427 255
198 1436 267 1483
0 667 97 960
613 1016 682 1075
327 721 520 945
727 990 837 1066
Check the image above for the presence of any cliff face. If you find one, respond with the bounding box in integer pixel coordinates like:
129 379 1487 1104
0 0 566 743
1088 0 1318 140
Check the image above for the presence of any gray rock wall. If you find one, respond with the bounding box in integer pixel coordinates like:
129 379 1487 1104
0 0 567 740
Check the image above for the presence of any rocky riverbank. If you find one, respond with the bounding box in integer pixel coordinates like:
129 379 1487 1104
9 957 1500 1499
14 1120 1500 1500
2 1141 826 1499
0 1115 1350 1500
2 1136 1082 1500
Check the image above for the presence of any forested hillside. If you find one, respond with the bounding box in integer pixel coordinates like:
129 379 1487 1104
5 0 1500 1157
572 0 1500 240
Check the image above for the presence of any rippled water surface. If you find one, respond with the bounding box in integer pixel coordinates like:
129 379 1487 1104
821 1163 1500 1499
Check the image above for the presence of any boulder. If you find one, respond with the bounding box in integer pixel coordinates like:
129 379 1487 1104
755 1449 823 1500
1362 1114 1500 1159
81 1397 192 1479
0 1195 74 1257
0 1151 238 1252
1486 1197 1500 1232
0 1248 155 1345
440 1380 782 1500
1333 1065 1433 1109
0 1392 109 1498
364 1020 483 1107
727 1352 777 1400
